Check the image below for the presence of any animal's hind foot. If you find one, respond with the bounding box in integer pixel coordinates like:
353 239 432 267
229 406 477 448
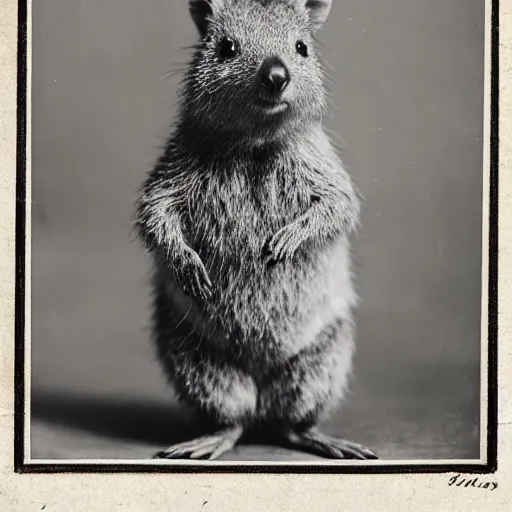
154 426 243 461
286 428 378 460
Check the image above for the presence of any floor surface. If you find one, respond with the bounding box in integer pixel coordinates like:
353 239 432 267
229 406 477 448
31 360 480 462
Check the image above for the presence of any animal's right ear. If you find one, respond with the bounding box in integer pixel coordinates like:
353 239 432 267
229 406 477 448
189 0 224 37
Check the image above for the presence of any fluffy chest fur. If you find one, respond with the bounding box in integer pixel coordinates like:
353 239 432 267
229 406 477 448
185 153 312 262
160 146 355 366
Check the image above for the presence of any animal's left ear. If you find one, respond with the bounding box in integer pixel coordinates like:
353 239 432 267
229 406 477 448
301 0 332 31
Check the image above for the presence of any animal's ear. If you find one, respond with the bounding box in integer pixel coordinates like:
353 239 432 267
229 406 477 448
302 0 332 31
189 0 225 36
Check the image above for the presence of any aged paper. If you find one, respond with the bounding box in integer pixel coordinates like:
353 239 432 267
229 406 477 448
0 0 510 510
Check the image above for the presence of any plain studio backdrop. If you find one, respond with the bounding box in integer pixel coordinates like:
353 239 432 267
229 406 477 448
30 0 484 461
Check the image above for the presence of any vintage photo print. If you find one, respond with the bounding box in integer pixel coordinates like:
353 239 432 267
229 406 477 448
14 0 497 472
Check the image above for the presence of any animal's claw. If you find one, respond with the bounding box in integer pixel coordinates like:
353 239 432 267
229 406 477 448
264 224 305 264
285 429 379 460
154 427 243 461
176 248 213 300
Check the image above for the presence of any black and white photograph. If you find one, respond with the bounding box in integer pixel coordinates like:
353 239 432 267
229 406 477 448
19 0 497 468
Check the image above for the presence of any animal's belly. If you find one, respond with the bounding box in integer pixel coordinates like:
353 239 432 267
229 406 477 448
165 237 355 364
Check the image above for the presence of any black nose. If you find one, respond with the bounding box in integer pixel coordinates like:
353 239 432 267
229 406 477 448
259 56 290 94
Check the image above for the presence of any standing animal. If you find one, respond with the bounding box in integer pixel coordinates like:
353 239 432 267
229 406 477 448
135 0 377 461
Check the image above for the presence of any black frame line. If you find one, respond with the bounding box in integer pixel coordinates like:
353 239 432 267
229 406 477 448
14 0 500 474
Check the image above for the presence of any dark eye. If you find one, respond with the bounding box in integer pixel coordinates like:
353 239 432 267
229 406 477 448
218 37 239 59
296 40 308 57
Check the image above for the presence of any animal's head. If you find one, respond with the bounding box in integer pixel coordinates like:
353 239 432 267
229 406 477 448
182 0 332 145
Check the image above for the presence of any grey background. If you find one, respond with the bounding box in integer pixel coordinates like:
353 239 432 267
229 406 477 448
31 0 485 460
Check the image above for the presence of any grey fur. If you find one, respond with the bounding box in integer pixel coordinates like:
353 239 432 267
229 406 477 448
135 0 377 460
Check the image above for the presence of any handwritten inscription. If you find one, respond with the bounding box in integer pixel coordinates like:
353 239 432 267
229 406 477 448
448 474 498 491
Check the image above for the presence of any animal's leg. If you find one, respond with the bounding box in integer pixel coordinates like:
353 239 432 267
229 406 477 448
154 346 257 461
152 283 258 460
259 318 378 460
153 347 256 461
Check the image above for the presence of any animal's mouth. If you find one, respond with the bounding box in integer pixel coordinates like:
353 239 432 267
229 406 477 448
255 97 289 115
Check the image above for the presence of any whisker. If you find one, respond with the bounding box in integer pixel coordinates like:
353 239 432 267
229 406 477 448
161 69 187 80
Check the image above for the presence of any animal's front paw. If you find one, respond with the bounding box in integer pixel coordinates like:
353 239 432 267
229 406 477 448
175 248 213 300
264 223 307 265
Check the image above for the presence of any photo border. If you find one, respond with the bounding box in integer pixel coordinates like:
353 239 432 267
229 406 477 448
14 0 500 475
